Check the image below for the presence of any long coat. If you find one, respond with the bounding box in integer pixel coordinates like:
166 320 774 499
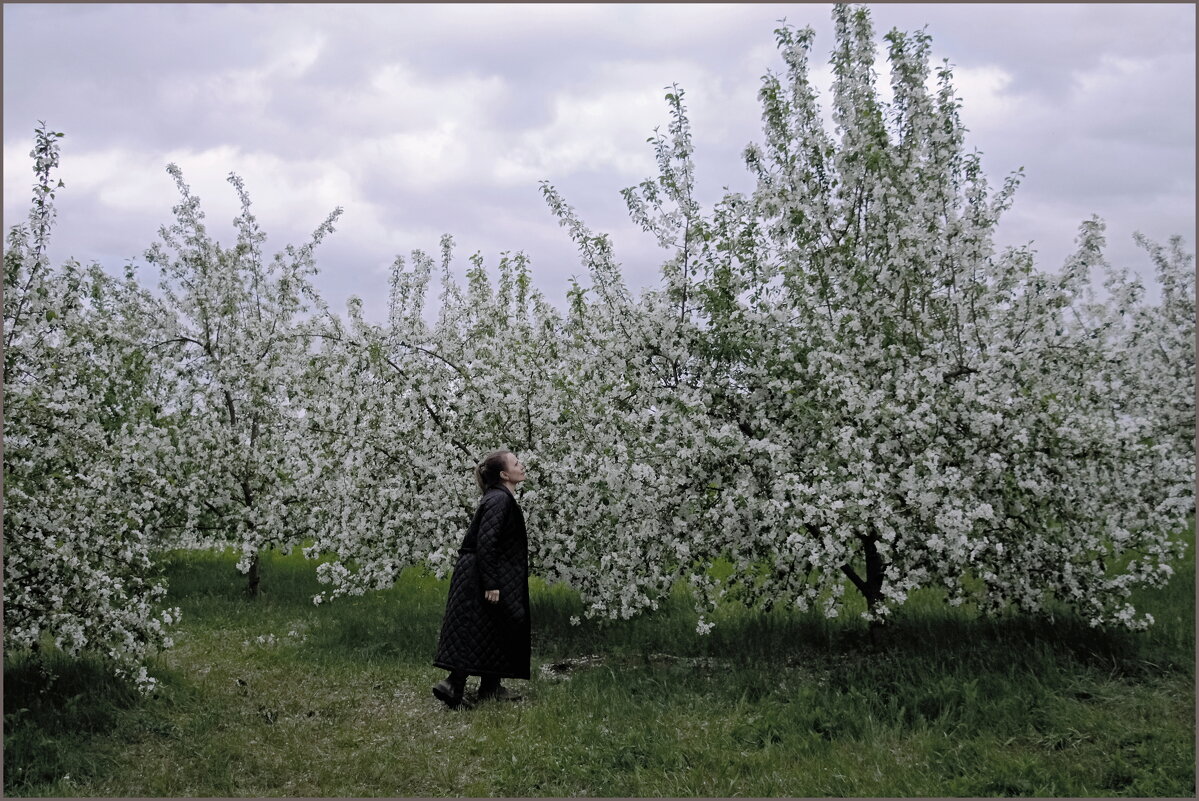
432 486 531 679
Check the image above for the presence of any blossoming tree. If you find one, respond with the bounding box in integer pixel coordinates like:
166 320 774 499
296 236 571 600
565 5 1194 626
143 166 342 594
4 125 180 689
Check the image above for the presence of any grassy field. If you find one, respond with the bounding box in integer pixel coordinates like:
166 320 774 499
5 526 1194 797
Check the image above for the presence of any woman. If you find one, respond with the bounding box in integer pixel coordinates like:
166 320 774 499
432 450 531 708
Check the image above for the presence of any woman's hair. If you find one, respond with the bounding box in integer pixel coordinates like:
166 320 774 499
474 450 513 493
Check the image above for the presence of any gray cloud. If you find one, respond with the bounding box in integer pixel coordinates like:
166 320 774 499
5 3 1193 320
871 4 1195 100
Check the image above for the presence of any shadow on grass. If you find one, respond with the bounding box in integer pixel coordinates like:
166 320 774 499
161 546 332 609
158 544 1194 685
3 651 143 794
530 577 1192 683
161 547 453 664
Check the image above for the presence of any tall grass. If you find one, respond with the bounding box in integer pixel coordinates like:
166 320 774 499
5 525 1193 797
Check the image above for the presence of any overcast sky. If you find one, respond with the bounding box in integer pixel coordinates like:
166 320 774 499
4 3 1194 321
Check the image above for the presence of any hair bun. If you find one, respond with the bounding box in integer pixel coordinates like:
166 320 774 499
474 449 513 493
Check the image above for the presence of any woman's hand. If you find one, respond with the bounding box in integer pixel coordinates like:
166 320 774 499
484 589 500 603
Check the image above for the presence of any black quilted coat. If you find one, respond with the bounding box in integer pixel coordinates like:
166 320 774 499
432 486 531 679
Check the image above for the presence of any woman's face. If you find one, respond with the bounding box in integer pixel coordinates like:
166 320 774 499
501 452 527 485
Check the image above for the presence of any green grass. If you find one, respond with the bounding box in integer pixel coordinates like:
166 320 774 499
5 527 1194 797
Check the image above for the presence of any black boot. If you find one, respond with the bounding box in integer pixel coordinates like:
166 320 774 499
432 671 468 709
478 675 522 702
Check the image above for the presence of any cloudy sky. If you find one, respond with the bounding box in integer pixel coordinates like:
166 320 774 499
4 3 1194 321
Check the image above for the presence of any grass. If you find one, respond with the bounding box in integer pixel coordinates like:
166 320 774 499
4 526 1194 797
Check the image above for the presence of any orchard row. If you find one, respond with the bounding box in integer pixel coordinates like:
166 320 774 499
4 6 1193 690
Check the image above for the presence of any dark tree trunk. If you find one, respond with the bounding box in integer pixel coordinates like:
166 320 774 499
246 551 260 598
862 535 884 607
240 473 258 597
840 533 886 643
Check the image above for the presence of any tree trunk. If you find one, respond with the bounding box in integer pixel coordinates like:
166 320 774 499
240 475 258 597
247 551 260 598
840 533 886 643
